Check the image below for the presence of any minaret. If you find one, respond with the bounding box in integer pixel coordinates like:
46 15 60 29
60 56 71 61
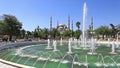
68 15 70 30
50 16 52 30
91 17 93 30
71 20 73 37
71 20 73 31
57 20 59 28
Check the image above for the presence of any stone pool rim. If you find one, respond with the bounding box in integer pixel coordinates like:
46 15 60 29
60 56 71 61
0 41 46 68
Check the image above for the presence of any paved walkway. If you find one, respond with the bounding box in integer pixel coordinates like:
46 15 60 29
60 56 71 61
0 62 17 68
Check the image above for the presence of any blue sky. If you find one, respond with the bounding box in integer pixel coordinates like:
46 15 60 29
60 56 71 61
0 0 120 31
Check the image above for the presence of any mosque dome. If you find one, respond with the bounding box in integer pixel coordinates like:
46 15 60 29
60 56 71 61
57 23 68 32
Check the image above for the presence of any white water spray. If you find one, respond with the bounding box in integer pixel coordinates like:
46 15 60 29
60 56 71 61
46 39 52 49
60 37 63 45
110 42 117 54
82 2 87 48
53 40 59 52
67 39 72 54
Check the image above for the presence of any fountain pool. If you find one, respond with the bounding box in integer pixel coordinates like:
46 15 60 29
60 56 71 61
0 41 120 68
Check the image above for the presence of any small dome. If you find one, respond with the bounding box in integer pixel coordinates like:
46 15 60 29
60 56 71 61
59 23 65 26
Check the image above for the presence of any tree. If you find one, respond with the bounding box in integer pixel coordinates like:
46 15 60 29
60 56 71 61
33 29 39 38
110 23 117 38
63 30 71 38
3 14 22 41
110 24 120 38
50 28 58 39
0 21 6 35
116 24 120 32
33 26 41 38
74 30 82 39
87 29 93 38
20 29 26 38
94 26 112 39
76 21 80 30
26 31 32 38
75 21 80 39
42 28 49 39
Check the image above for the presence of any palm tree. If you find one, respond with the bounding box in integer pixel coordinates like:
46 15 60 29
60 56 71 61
110 23 118 38
76 21 80 30
76 21 81 39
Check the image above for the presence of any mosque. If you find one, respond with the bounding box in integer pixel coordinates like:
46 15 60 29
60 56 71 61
50 16 73 32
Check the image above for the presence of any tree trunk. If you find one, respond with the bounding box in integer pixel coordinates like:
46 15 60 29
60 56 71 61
97 36 99 40
9 35 12 41
102 35 104 40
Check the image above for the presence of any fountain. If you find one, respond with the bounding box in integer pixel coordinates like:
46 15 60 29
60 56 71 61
82 2 87 49
53 40 59 52
46 39 52 49
108 38 110 47
60 37 63 46
0 36 120 68
67 39 72 54
73 39 78 48
110 42 117 54
73 39 81 49
0 2 120 68
88 37 97 55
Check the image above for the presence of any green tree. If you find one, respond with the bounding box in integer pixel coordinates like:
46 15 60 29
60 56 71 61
87 29 93 38
50 28 58 39
33 26 41 38
3 14 22 41
94 26 112 39
0 21 6 34
42 28 49 39
20 29 26 38
26 31 32 38
116 24 120 32
75 21 81 39
110 24 117 38
33 29 39 38
62 30 71 38
74 30 82 39
110 24 120 38
76 21 80 30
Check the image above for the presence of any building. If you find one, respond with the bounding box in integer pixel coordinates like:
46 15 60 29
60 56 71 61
57 24 68 33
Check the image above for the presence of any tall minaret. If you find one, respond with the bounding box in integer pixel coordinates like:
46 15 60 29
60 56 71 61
50 16 52 30
71 20 73 37
57 20 59 28
68 15 70 30
91 17 93 30
71 20 73 31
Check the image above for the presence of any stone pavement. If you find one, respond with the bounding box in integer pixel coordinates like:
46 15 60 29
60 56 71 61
0 62 17 68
